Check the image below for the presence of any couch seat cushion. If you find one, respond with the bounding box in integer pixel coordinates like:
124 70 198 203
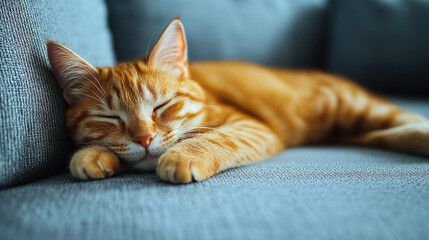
1 145 428 240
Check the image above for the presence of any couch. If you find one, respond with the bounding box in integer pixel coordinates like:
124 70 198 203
1 1 428 239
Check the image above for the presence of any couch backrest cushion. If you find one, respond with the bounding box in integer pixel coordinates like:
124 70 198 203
327 0 429 94
0 0 115 188
106 0 329 68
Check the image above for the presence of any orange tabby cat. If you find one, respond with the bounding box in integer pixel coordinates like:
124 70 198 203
47 17 429 184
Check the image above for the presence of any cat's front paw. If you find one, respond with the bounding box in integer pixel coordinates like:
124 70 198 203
157 151 217 184
70 145 120 180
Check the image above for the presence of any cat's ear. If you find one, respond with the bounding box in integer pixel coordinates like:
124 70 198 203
148 17 189 79
46 40 98 104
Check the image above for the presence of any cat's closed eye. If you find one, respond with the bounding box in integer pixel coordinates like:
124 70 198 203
153 100 171 114
93 114 123 121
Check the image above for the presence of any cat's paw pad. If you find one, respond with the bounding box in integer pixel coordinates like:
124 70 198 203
157 151 216 184
70 146 119 180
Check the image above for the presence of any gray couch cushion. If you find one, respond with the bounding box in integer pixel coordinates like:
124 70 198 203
327 0 429 94
0 147 428 240
0 97 428 240
106 0 329 68
0 0 115 188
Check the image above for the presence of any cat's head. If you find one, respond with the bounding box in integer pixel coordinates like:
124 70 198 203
47 18 205 170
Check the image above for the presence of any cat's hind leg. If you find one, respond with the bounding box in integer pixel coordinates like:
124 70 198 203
338 96 429 157
346 122 429 157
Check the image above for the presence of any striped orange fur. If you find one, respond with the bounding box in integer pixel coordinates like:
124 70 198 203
47 18 429 183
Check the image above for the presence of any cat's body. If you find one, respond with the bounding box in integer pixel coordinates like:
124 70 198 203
47 18 429 183
190 61 421 146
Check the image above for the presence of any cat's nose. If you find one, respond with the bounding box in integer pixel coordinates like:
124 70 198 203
133 133 155 149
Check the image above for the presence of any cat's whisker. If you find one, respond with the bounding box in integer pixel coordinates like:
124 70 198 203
80 74 103 93
198 121 225 127
86 90 103 103
173 126 213 133
147 30 158 55
79 83 107 106
169 126 248 149
145 28 159 82
88 89 106 105
79 93 105 105
182 126 248 146
90 91 103 102
82 65 108 98
160 128 206 146
180 133 211 139
80 74 108 105
145 29 158 61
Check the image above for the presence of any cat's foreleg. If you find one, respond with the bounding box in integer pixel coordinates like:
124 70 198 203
70 145 121 180
157 117 283 183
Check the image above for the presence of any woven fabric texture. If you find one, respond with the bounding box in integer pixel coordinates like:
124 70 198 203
0 146 428 240
0 0 115 188
0 97 428 240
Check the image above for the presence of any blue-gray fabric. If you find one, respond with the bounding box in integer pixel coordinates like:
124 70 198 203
106 0 329 68
0 0 116 188
2 1 429 239
327 0 429 94
0 97 428 240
